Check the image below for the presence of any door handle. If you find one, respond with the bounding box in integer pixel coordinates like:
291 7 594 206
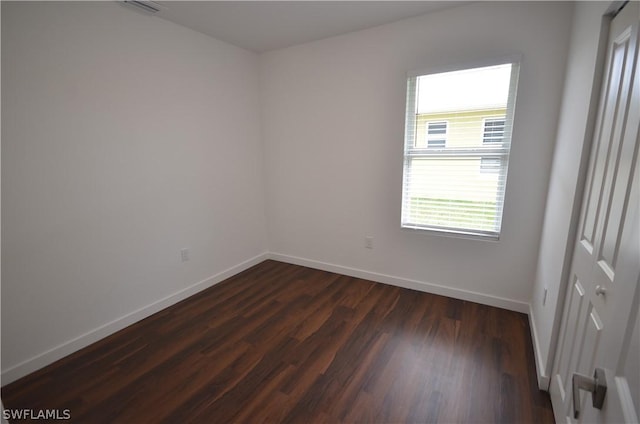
572 367 607 419
595 285 607 296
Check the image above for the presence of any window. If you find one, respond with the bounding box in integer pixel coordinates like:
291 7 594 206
426 121 447 148
480 118 506 174
480 157 501 174
483 118 506 144
401 61 519 239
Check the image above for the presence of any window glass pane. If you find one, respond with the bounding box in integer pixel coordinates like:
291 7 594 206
427 139 446 148
480 157 502 174
416 121 448 148
483 118 506 144
427 121 447 148
428 122 447 134
405 156 503 232
402 62 518 238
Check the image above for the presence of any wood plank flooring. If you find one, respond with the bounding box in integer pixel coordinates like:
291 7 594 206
2 260 554 423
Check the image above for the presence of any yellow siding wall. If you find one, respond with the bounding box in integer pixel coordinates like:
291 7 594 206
407 108 507 208
415 108 506 148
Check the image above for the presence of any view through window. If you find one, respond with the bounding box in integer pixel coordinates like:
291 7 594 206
401 61 519 238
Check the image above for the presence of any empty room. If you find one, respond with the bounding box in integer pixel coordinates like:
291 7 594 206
1 1 639 422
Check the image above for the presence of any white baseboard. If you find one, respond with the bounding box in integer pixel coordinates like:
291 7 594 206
268 252 529 314
528 304 551 390
1 252 269 385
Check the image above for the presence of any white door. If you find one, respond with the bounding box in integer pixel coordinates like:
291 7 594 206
550 1 640 423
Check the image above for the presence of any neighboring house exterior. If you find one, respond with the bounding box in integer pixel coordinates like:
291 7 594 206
415 107 507 150
406 107 507 230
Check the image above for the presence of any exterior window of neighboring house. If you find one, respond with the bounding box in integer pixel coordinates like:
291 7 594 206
480 157 502 174
480 118 506 173
483 118 506 144
401 60 520 239
426 121 447 148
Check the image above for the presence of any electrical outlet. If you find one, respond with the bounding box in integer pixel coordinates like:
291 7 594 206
365 236 374 249
543 287 548 306
181 248 190 262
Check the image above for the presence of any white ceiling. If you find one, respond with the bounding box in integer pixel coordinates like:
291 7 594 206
154 1 469 53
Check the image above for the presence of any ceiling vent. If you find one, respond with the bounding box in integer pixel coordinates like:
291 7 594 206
122 1 165 15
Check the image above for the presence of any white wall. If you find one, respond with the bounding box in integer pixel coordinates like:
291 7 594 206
530 1 611 388
1 2 267 382
261 2 573 310
1 0 581 386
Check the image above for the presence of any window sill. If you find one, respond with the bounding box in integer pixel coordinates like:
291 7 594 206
401 224 501 242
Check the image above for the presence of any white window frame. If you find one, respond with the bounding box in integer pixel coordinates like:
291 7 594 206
401 56 520 240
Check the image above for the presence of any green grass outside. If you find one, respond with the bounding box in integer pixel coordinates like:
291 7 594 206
408 197 497 231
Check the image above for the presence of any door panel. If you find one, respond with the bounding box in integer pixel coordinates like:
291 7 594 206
555 278 587 403
550 2 639 422
575 306 603 417
580 29 627 247
597 23 637 280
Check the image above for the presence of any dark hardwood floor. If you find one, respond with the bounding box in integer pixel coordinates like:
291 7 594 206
2 260 554 423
